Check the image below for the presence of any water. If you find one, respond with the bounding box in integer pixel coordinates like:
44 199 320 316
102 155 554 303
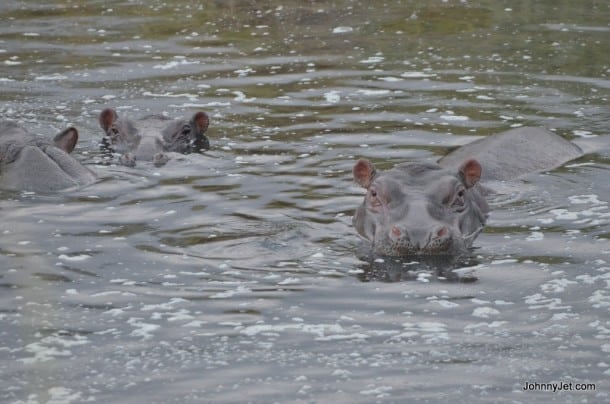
1 1 609 402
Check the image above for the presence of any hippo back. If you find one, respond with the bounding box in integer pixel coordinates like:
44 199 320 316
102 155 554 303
438 127 583 181
0 121 95 192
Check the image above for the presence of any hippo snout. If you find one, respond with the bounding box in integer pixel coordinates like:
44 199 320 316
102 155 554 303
387 224 453 255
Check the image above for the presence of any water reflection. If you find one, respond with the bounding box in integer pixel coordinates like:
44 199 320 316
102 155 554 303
355 253 481 283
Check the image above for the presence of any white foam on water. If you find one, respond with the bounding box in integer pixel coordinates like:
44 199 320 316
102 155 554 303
401 71 436 78
19 335 90 364
47 387 84 404
332 26 353 34
472 307 500 318
127 317 160 340
58 254 91 262
440 114 469 121
323 90 341 103
360 56 384 64
153 59 199 70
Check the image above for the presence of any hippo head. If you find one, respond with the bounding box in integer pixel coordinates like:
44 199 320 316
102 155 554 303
161 111 210 154
98 108 141 154
0 121 95 192
352 159 489 256
98 108 210 167
99 108 210 153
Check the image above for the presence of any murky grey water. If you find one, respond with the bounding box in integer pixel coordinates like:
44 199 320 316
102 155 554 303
1 1 609 403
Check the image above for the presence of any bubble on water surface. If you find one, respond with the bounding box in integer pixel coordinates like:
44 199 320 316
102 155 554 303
323 91 341 103
19 334 90 364
524 293 571 310
35 74 68 81
434 300 460 309
210 285 252 299
573 130 597 138
589 290 610 308
377 76 403 82
441 114 469 121
360 385 393 398
401 71 436 78
357 89 391 96
47 387 85 404
568 194 606 205
526 231 544 241
233 91 256 102
153 59 199 70
472 307 500 318
332 26 353 34
128 318 160 340
58 254 91 262
360 56 384 64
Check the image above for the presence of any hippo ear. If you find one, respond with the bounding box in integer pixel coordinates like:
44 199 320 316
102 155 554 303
54 127 79 153
460 159 482 188
192 112 209 133
353 159 377 188
99 108 118 131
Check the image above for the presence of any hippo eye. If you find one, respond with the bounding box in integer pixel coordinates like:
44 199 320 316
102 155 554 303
450 187 466 210
368 188 382 208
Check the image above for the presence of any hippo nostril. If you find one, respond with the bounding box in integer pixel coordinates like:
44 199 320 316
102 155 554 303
391 226 402 238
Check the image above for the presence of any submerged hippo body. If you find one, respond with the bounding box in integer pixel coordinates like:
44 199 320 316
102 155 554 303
438 127 583 181
353 127 583 256
0 121 95 192
99 108 210 167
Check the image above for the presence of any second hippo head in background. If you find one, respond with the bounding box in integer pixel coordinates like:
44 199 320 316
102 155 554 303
99 108 210 167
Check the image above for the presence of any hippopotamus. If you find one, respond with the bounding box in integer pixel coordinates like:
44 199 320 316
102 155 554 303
0 121 96 192
352 127 583 256
98 108 210 167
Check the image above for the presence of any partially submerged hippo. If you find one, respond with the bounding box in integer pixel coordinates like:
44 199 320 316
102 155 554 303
352 127 583 256
99 108 210 167
0 121 95 192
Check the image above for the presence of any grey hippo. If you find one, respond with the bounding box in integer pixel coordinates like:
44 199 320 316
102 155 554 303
352 127 584 256
0 121 95 192
99 108 210 167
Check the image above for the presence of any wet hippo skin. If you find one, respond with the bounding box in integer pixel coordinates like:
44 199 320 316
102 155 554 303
0 121 96 192
353 158 489 256
352 127 584 256
99 108 210 167
437 126 583 181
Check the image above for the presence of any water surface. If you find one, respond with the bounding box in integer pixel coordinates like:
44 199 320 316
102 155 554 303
1 1 609 403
